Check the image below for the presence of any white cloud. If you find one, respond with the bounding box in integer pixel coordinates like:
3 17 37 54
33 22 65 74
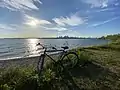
89 16 120 27
82 0 115 8
24 14 51 26
0 24 17 30
115 2 119 6
96 8 115 12
53 14 86 26
0 0 42 11
43 26 68 32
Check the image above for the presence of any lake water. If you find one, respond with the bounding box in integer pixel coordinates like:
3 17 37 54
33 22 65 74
0 39 109 60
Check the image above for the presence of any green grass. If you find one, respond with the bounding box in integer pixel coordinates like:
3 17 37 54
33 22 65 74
0 66 39 90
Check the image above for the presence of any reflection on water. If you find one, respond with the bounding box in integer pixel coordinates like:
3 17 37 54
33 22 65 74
27 39 39 55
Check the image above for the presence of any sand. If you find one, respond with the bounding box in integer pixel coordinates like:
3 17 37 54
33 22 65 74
0 56 40 69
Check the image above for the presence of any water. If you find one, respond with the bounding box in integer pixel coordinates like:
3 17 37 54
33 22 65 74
0 38 109 60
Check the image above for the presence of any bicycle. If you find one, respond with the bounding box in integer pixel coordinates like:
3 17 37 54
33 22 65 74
36 43 79 75
36 43 80 89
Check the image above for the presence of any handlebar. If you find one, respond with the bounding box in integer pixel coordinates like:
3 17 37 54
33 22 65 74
36 43 69 52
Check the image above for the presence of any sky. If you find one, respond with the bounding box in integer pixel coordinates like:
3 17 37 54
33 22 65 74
0 0 120 38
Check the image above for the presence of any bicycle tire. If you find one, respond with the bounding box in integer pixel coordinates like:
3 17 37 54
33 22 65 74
37 54 45 74
61 52 79 69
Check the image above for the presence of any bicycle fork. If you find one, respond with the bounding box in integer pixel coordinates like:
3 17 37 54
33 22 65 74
38 54 45 75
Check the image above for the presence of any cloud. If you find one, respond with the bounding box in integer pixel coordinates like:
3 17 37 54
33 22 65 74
24 14 51 26
96 8 115 12
43 26 68 32
0 0 42 11
23 14 68 32
0 24 17 31
115 2 119 6
89 16 120 27
52 14 86 26
82 0 115 8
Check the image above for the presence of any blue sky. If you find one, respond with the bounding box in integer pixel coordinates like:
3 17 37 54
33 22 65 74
0 0 120 38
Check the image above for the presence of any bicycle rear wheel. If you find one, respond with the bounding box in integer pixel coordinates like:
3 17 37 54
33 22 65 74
61 52 79 69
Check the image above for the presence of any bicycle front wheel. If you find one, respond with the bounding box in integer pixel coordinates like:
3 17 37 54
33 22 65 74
61 52 79 69
37 54 45 74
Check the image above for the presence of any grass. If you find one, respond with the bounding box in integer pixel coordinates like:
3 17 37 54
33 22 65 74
1 34 120 90
0 66 38 90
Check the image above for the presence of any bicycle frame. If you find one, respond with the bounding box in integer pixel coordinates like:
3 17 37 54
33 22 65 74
42 48 67 63
37 43 69 72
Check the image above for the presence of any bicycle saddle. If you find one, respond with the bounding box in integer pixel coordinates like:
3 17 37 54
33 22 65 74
61 46 69 49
